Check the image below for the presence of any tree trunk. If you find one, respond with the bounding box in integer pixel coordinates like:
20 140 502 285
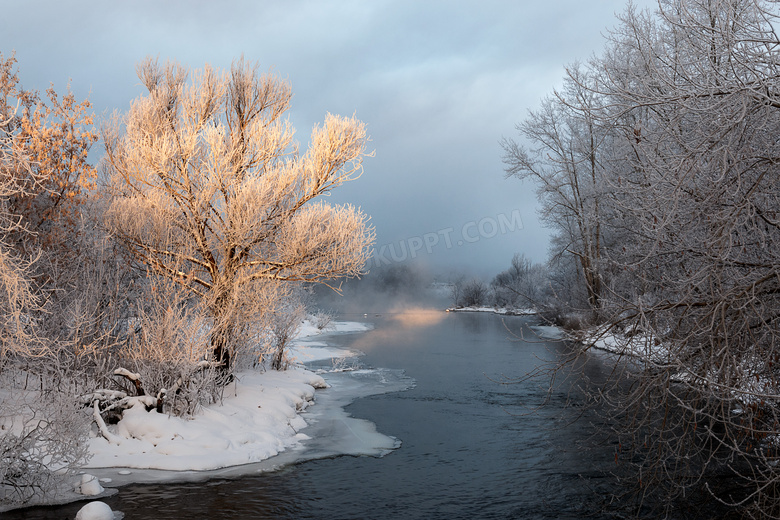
210 319 234 384
271 345 285 371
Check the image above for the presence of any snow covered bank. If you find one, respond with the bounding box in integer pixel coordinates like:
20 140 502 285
288 319 372 363
84 366 412 488
86 368 326 471
79 318 412 486
85 319 377 472
445 306 536 316
529 324 568 341
2 318 405 513
577 325 779 405
577 326 664 362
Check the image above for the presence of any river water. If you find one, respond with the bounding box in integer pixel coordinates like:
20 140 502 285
8 310 624 519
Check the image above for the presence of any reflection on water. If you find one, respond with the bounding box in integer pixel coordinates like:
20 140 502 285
7 312 623 520
347 305 445 353
456 311 489 334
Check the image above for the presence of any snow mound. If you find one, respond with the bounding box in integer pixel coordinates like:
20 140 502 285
75 501 114 520
76 474 104 496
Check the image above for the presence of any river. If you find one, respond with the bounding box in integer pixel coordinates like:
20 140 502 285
7 310 624 519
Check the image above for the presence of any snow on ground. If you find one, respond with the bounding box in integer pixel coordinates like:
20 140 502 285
86 368 325 471
578 326 780 407
529 325 567 340
445 306 536 315
86 319 372 473
2 317 400 513
287 319 371 363
577 325 669 363
85 365 412 489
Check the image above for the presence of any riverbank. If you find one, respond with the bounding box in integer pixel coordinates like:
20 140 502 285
1 319 388 514
444 305 655 352
445 305 536 316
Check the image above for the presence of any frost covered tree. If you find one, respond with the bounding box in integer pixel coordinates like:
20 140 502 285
267 297 306 371
511 0 780 516
591 2 780 514
453 278 488 307
102 58 374 372
0 51 105 356
502 66 608 315
0 54 46 359
491 253 548 309
0 51 97 260
0 54 93 508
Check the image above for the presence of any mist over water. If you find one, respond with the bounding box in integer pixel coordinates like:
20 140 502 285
312 265 456 357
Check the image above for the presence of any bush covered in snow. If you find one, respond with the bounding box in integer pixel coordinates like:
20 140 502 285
1 375 90 507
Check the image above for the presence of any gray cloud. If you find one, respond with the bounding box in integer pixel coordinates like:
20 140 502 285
1 0 656 278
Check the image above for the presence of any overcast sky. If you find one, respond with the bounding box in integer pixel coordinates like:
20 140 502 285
2 0 656 279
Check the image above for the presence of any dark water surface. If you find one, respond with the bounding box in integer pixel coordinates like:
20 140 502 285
8 311 622 520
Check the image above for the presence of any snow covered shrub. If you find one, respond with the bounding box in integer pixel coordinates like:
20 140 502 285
457 279 488 307
267 301 306 371
115 282 218 416
0 375 90 507
311 310 334 332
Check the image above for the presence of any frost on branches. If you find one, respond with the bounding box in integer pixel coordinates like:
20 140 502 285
102 57 374 377
0 54 374 511
503 1 780 516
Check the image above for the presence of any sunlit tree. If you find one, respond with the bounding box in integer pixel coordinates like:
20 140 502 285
0 89 41 358
102 57 374 371
0 51 97 259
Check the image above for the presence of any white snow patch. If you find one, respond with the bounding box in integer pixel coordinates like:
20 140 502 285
288 319 371 362
578 325 667 363
529 325 567 340
287 344 356 363
86 368 326 471
446 306 536 316
74 501 115 520
76 474 104 496
296 319 371 339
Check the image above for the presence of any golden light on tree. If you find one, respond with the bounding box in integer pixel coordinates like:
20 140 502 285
102 57 374 370
0 52 97 258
